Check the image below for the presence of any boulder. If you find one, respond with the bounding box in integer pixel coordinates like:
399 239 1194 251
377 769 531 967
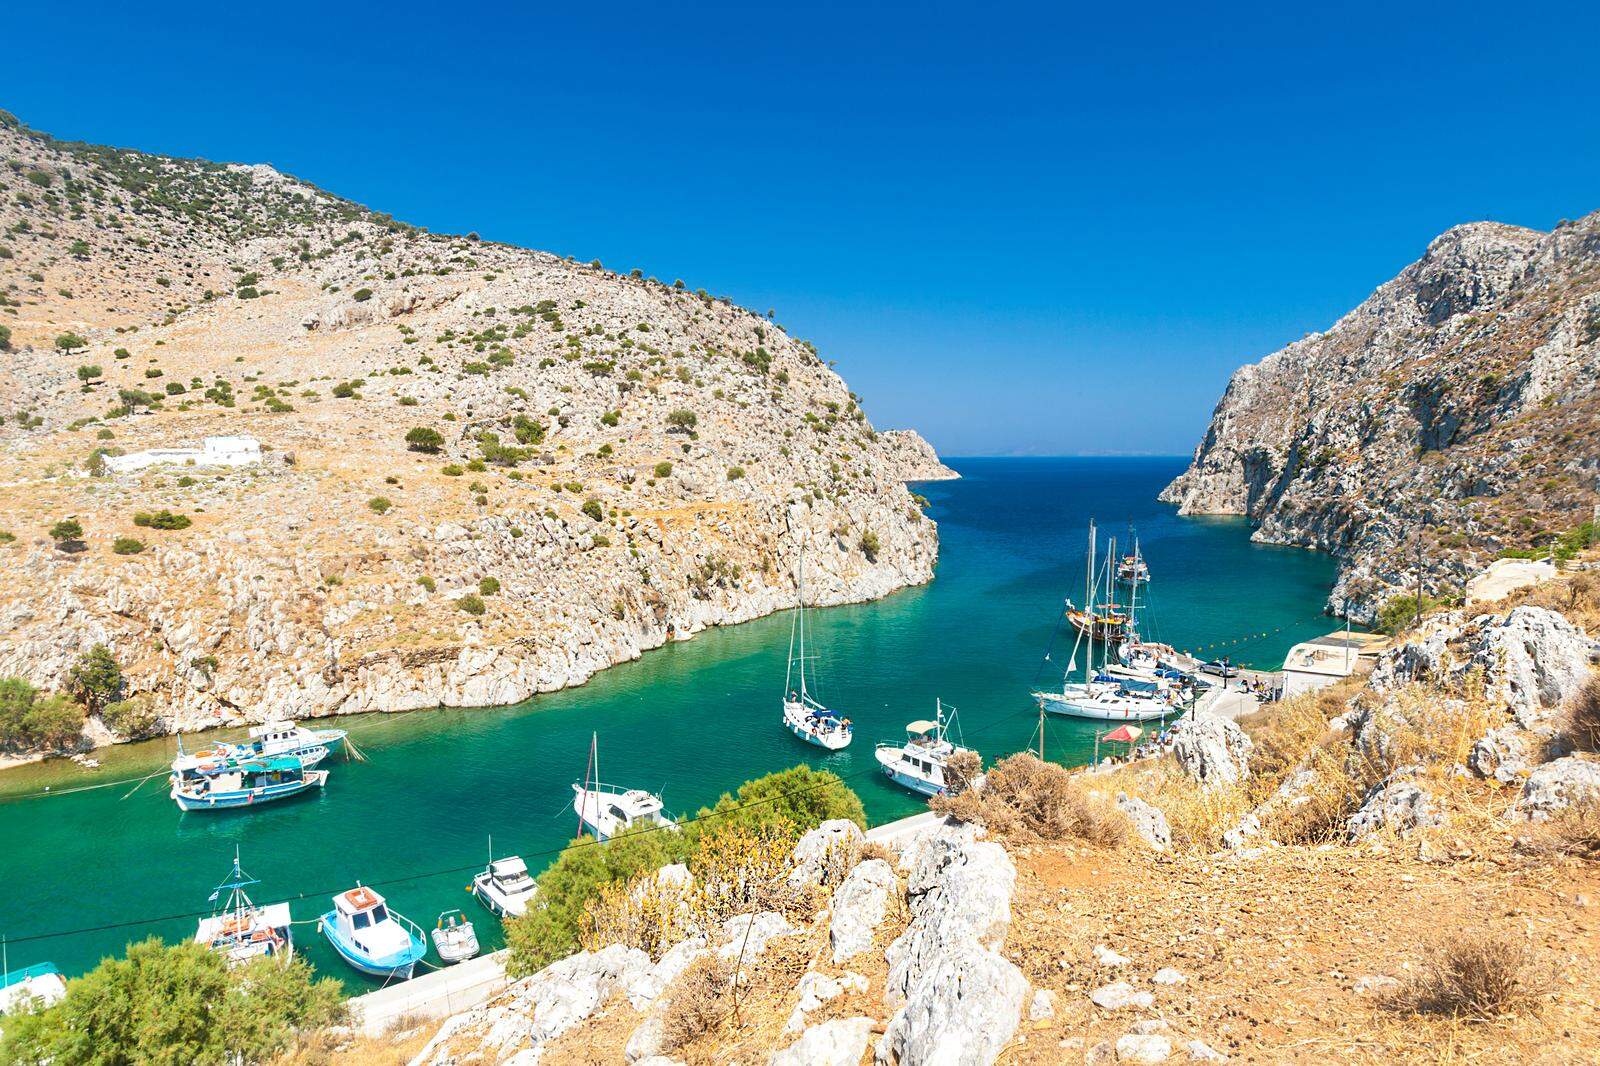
717 912 796 964
1171 712 1252 787
1513 756 1600 820
1346 779 1442 839
1116 793 1172 852
1468 726 1530 783
784 970 868 1032
829 858 896 963
789 819 865 888
772 1017 876 1066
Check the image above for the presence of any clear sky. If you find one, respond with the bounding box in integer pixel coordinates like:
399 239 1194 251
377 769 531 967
6 1 1599 455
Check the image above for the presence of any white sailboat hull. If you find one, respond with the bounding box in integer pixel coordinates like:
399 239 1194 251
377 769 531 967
782 700 852 750
1033 688 1174 722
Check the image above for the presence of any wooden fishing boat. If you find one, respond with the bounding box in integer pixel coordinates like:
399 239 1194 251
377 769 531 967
319 885 427 980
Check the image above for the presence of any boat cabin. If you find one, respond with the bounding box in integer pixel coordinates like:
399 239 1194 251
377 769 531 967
486 856 532 890
330 886 411 956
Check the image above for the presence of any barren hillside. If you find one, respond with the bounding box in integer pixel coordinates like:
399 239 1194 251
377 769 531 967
0 110 953 742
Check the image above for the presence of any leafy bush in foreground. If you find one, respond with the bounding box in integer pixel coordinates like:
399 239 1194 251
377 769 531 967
0 938 343 1064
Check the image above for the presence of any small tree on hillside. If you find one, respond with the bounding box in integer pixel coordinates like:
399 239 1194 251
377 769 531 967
49 518 84 550
666 409 698 433
55 332 87 353
68 644 122 715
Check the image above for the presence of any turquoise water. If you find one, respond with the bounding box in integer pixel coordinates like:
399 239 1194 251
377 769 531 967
0 457 1338 990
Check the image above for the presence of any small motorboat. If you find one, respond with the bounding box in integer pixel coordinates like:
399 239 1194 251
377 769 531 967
572 734 678 842
431 910 480 964
472 854 538 918
319 885 427 981
170 756 328 811
193 848 293 966
172 720 347 777
779 540 853 750
874 699 978 799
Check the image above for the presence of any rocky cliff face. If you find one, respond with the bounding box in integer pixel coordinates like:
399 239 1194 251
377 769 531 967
1162 214 1600 622
0 113 954 740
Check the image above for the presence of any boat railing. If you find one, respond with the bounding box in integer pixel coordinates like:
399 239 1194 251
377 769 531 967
1 962 61 989
390 910 427 946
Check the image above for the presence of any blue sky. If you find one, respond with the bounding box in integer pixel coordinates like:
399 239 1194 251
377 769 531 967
7 1 1599 455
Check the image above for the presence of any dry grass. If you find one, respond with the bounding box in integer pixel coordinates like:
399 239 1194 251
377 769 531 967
1395 931 1547 1020
1563 675 1600 753
271 1016 437 1066
660 955 734 1053
933 753 1128 846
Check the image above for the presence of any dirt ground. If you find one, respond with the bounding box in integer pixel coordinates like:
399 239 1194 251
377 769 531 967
1002 836 1600 1064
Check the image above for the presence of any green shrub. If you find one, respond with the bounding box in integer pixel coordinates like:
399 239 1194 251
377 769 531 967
76 364 103 381
55 332 88 353
0 938 343 1064
600 410 620 427
726 466 744 481
417 575 437 592
112 537 145 555
353 287 374 302
331 381 357 398
504 826 689 976
441 464 465 477
582 499 604 522
654 461 673 478
479 576 500 595
368 497 392 514
0 684 85 750
456 593 487 615
101 694 159 738
667 409 698 432
133 510 191 530
859 530 880 559
689 765 865 843
0 324 10 351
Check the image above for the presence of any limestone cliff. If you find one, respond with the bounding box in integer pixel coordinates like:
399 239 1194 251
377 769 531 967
1163 213 1600 622
0 112 955 740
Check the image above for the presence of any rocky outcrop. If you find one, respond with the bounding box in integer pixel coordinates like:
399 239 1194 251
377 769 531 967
1116 793 1173 852
878 826 1028 1066
789 819 866 889
1163 213 1600 623
1346 778 1441 840
771 1016 876 1066
1171 712 1253 788
828 858 895 963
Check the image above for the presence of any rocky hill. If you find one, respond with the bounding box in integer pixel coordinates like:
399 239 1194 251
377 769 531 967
1162 213 1600 623
0 111 953 744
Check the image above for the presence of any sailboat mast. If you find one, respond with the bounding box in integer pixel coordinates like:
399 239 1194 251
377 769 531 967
797 543 807 700
1084 520 1096 684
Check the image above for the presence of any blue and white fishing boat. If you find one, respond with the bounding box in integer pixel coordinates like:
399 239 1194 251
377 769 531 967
319 885 427 981
780 542 852 751
170 755 328 811
193 849 294 966
572 734 678 842
874 699 977 798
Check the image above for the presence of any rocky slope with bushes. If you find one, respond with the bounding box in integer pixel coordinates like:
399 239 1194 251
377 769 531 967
1162 213 1600 624
0 111 953 750
382 565 1600 1065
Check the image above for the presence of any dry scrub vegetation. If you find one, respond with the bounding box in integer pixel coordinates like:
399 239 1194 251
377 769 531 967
931 752 1129 847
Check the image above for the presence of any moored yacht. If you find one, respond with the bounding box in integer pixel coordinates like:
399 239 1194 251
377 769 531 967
173 720 347 776
874 699 978 798
572 734 678 842
193 848 294 966
472 854 538 918
779 537 853 750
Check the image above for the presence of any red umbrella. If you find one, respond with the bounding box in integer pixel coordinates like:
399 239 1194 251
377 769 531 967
1102 725 1143 745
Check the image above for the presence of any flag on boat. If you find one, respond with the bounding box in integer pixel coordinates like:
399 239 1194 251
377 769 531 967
1102 725 1142 744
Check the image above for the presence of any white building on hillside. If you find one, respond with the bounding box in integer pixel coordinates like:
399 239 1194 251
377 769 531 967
103 435 263 475
1280 631 1386 698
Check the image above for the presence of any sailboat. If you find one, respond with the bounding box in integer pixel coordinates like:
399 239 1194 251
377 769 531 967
1036 523 1177 722
193 848 294 966
874 699 978 798
1066 523 1131 641
780 540 853 750
571 734 678 842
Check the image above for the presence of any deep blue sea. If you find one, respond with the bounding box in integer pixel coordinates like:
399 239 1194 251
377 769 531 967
0 457 1339 988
